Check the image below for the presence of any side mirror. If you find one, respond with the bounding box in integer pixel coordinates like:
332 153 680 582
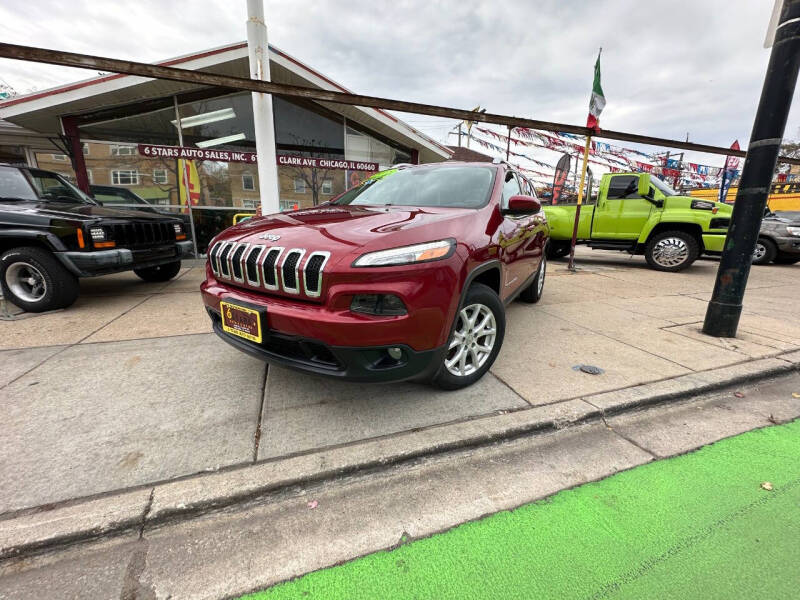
505 194 541 215
638 174 651 198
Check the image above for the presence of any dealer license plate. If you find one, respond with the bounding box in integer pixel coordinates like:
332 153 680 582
220 301 263 344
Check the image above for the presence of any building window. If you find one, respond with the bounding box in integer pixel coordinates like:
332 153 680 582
52 154 67 161
321 179 333 195
86 170 93 184
241 198 258 209
293 177 306 193
112 170 139 185
280 199 298 211
242 173 255 191
153 169 168 185
82 144 90 155
110 145 136 156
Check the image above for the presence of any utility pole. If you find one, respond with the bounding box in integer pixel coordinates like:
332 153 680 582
247 0 280 216
506 126 512 160
703 0 800 337
458 122 462 147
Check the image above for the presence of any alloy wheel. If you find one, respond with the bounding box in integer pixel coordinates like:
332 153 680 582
651 237 689 268
753 242 767 261
445 303 497 377
5 262 47 303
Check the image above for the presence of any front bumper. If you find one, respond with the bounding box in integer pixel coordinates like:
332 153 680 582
207 307 446 383
701 233 728 253
56 241 194 276
775 236 800 255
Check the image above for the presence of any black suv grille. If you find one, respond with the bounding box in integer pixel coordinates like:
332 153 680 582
111 222 175 248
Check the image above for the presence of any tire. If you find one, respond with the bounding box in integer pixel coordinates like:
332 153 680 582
0 246 79 313
644 230 700 272
546 240 570 259
432 283 506 390
134 260 182 282
518 255 546 304
752 238 777 265
773 254 800 265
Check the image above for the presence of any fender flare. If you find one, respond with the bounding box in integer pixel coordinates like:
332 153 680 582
0 229 65 252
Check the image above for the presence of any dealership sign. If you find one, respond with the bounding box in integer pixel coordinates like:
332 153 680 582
276 155 378 171
137 144 378 172
138 144 257 163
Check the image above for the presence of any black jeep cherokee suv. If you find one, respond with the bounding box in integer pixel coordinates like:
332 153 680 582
0 164 193 312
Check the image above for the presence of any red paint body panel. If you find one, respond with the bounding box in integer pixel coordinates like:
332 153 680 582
201 163 548 373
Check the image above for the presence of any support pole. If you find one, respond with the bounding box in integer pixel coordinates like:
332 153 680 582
173 96 199 258
506 126 512 160
247 0 280 216
60 116 90 194
703 0 800 337
567 135 592 271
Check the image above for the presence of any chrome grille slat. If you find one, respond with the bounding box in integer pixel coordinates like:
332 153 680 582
244 245 265 286
261 246 284 291
229 243 248 283
281 249 306 294
302 251 330 298
209 242 222 276
218 242 233 278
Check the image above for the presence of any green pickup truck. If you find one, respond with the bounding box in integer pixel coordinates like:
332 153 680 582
544 172 732 271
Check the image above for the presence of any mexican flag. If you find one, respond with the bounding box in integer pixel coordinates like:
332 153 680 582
586 51 605 130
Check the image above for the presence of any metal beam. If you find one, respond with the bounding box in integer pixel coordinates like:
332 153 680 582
1 42 799 165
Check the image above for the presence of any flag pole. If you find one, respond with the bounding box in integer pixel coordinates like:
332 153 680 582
567 134 592 271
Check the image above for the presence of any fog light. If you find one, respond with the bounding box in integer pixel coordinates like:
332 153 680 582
350 294 407 316
387 347 403 360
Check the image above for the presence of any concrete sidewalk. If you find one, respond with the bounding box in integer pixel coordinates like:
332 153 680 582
1 248 800 550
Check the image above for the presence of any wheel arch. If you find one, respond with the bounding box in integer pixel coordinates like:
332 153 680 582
638 222 704 253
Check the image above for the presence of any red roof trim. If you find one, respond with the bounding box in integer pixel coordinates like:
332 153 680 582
0 43 248 109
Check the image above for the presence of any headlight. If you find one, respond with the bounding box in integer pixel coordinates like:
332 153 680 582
353 239 455 267
174 222 187 240
89 227 106 241
787 226 800 237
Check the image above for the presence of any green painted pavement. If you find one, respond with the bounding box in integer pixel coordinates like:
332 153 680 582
243 420 800 599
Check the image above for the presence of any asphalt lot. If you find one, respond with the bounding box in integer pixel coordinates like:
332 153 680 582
2 247 800 515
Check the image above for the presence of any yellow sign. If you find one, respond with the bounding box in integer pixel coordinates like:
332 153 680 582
220 301 263 344
178 159 201 213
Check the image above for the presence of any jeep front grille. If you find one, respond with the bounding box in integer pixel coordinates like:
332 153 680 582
209 242 330 299
111 221 175 248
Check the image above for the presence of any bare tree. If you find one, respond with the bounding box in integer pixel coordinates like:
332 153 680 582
281 136 336 207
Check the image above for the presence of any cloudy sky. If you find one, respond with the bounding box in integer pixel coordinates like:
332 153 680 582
0 0 796 173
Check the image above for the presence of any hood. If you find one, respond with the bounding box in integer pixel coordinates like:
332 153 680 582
665 196 733 216
215 204 479 261
0 200 179 222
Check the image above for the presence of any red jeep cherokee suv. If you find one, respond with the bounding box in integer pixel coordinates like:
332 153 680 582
201 162 549 389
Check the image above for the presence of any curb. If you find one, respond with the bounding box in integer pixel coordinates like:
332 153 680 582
2 352 798 560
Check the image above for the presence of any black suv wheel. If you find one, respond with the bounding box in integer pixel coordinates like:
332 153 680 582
134 260 182 282
433 283 506 390
0 247 79 313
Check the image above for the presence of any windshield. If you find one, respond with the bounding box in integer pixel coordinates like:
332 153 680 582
651 176 678 197
27 168 96 204
334 166 496 209
0 166 38 200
